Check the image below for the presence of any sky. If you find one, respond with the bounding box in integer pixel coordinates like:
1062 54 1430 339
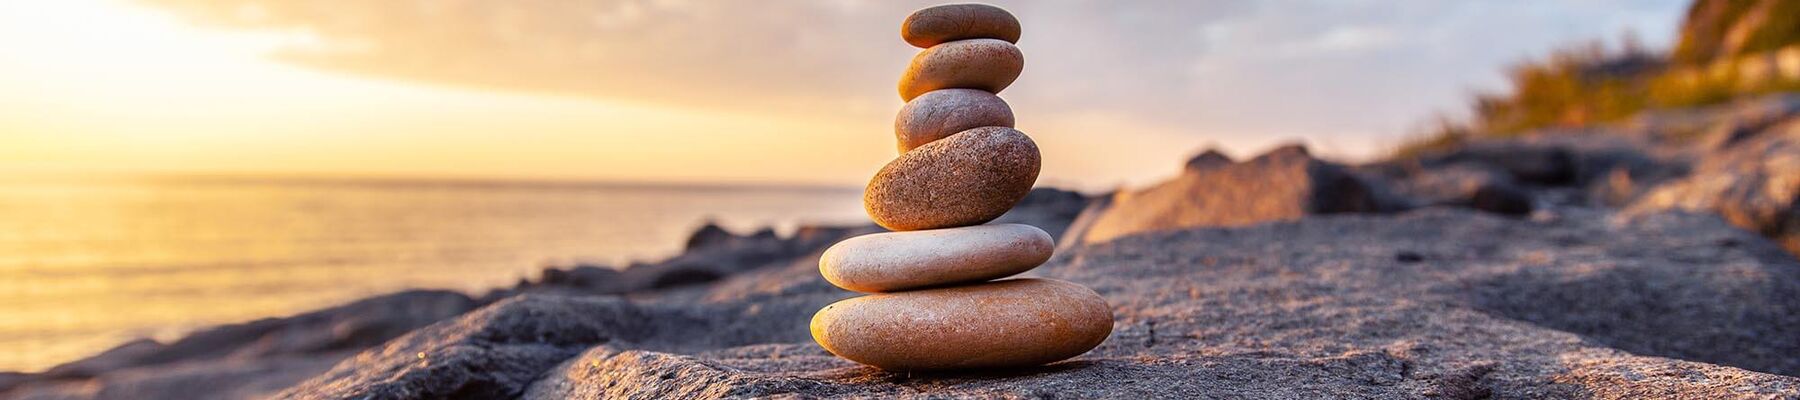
0 0 1689 190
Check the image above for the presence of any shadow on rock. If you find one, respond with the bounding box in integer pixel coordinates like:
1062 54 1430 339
1468 255 1800 376
860 359 1102 381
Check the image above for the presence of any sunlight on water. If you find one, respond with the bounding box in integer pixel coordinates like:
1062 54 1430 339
0 176 867 372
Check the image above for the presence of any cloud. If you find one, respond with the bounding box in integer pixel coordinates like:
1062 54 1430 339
135 0 1688 161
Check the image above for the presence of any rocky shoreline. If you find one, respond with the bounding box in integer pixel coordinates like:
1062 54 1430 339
4 95 1800 399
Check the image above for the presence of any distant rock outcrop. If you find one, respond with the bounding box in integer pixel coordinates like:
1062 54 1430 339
1380 163 1534 215
1629 98 1800 253
681 222 736 251
1182 148 1233 171
509 222 876 297
1363 130 1681 213
1075 144 1392 244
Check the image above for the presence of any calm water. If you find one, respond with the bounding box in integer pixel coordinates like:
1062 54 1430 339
0 176 867 372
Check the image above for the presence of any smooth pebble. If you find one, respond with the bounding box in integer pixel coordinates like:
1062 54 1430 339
865 126 1040 231
897 38 1023 101
821 224 1052 293
894 88 1014 153
901 3 1021 48
811 278 1113 371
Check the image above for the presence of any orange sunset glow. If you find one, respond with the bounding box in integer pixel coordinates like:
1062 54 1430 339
2 0 1686 189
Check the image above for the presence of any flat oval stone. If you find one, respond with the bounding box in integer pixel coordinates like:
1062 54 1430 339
894 88 1014 153
897 38 1023 101
901 4 1021 48
865 126 1040 231
821 224 1052 293
812 278 1113 371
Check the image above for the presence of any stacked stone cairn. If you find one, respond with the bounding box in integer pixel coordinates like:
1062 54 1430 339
810 4 1114 372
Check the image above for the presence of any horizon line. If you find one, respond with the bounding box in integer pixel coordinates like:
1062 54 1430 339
0 170 868 193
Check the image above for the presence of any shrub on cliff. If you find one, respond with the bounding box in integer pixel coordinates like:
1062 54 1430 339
1395 0 1800 157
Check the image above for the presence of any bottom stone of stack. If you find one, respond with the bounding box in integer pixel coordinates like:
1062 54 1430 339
810 278 1113 371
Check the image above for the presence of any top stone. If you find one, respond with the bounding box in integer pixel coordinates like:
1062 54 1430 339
901 4 1022 48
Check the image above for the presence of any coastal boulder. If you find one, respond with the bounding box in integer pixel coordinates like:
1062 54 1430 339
1078 144 1387 243
866 127 1040 231
900 3 1021 48
0 290 477 400
682 222 734 251
1184 148 1234 171
897 39 1024 101
274 295 656 399
820 224 1052 292
1386 163 1534 215
1629 119 1800 253
894 88 1014 153
518 222 874 296
1415 141 1577 185
1375 131 1688 209
43 290 476 379
810 279 1112 371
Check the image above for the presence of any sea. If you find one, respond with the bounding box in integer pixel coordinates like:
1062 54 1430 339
0 175 868 372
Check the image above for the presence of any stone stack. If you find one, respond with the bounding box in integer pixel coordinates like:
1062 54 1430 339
809 4 1113 372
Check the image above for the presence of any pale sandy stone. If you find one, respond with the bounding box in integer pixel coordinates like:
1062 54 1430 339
820 224 1051 293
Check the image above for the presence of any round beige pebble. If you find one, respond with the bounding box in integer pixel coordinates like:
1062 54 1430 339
865 126 1040 231
901 3 1021 48
894 88 1014 153
813 277 1108 369
820 224 1052 293
811 278 1113 371
897 38 1023 101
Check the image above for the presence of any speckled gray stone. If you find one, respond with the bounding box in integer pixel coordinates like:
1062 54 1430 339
865 126 1040 231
